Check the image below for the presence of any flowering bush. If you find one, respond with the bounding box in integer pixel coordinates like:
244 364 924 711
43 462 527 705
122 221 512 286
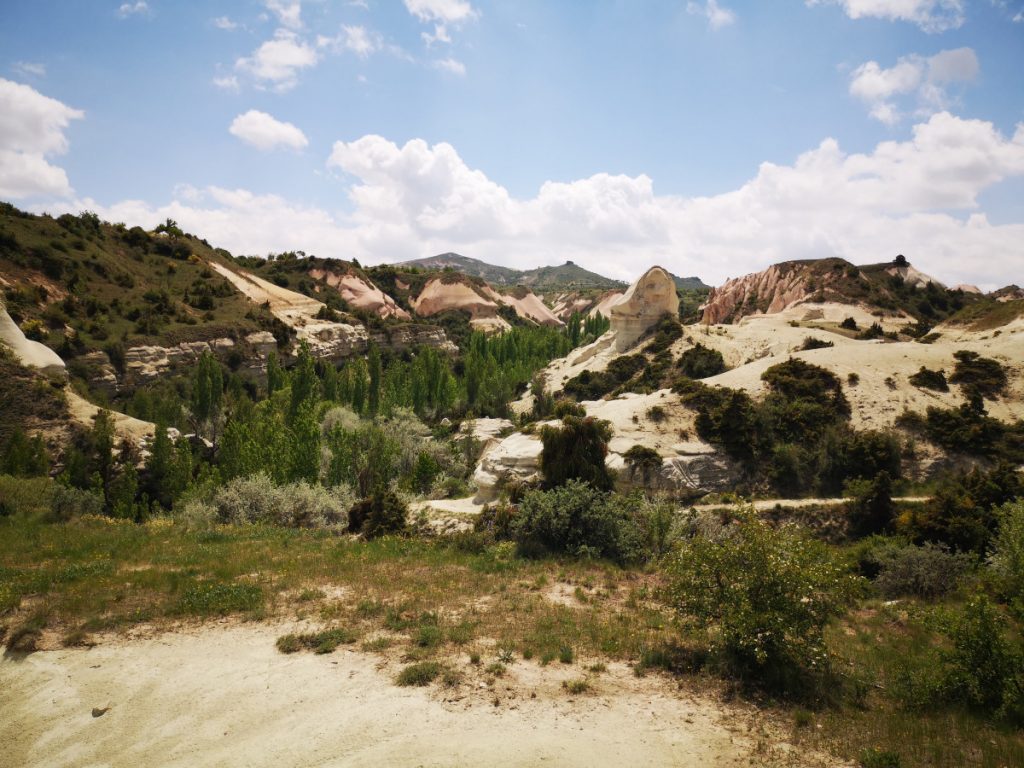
664 508 859 693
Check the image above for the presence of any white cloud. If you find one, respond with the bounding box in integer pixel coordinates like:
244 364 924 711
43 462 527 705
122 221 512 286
686 1 737 29
213 75 240 91
12 62 46 78
807 0 965 33
117 1 149 18
0 78 83 199
52 114 1024 290
850 48 979 124
236 29 318 91
319 25 381 58
422 23 452 46
433 57 466 76
265 0 302 30
212 16 238 31
229 110 308 151
404 0 478 24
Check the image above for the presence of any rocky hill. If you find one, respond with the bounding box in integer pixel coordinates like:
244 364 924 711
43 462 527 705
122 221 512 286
700 256 977 326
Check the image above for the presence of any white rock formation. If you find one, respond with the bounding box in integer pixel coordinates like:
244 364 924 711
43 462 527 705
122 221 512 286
609 267 679 351
0 304 66 379
473 432 543 503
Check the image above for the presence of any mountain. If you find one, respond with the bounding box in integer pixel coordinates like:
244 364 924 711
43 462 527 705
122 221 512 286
395 254 627 291
669 273 711 291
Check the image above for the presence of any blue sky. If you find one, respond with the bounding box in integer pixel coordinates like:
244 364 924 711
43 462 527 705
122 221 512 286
1 0 1023 288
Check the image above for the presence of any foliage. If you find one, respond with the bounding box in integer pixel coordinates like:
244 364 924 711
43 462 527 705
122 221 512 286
800 337 834 351
347 490 408 539
623 445 662 488
846 472 896 537
895 596 1024 724
676 343 725 379
539 416 613 491
908 367 948 392
395 661 445 687
201 473 353 529
898 462 1024 554
988 500 1024 617
949 350 1007 400
665 510 858 694
858 540 973 599
563 354 646 401
276 627 358 654
0 429 49 477
512 480 646 564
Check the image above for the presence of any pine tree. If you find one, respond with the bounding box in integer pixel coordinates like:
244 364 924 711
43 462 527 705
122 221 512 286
368 345 382 417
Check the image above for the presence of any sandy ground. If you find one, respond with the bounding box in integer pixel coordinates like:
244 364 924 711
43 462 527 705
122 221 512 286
0 624 838 768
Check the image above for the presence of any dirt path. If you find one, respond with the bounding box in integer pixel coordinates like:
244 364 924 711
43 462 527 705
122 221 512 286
0 624 838 768
692 496 929 512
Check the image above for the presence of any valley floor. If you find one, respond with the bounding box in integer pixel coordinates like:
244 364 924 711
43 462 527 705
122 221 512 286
1 623 834 768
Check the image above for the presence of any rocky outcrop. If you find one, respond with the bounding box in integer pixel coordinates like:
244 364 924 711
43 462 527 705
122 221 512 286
473 432 543 503
0 304 66 379
124 337 238 383
588 290 625 320
369 325 459 355
701 263 819 325
309 269 411 320
609 267 679 351
73 351 119 396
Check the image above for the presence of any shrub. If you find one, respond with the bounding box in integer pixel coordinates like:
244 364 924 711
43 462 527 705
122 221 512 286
908 367 948 392
799 337 834 351
347 490 408 539
623 445 662 488
276 628 358 654
846 471 896 537
0 475 53 519
395 661 444 687
857 322 885 340
177 582 262 616
552 399 586 418
950 350 1007 400
209 474 353 529
539 416 613 491
676 343 725 379
989 500 1024 617
859 749 901 768
872 542 972 599
840 317 859 331
49 484 104 522
563 354 646 400
664 510 858 694
512 480 646 564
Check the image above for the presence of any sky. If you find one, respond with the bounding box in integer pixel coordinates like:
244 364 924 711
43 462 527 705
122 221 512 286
1 1 1023 289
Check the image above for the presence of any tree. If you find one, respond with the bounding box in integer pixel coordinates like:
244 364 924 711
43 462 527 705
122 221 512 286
288 342 318 425
623 445 662 490
368 345 382 417
539 416 614 491
1 429 49 477
191 351 224 443
266 351 285 397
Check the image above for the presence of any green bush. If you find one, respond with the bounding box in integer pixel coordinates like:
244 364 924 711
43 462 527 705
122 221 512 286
989 500 1024 617
347 490 408 539
539 416 613 491
799 337 834 351
49 484 104 522
276 627 358 654
846 471 896 537
562 354 646 401
840 317 859 331
896 596 1024 723
512 481 646 564
870 542 972 599
664 510 859 694
908 367 948 392
0 475 53 519
395 661 444 687
208 474 354 529
676 343 725 379
950 350 1007 400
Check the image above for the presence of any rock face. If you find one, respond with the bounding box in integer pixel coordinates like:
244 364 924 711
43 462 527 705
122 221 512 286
701 263 816 326
472 426 740 503
0 304 66 379
609 267 679 351
369 326 459 355
309 269 411 320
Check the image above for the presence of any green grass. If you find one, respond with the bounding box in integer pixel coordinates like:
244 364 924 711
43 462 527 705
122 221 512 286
395 661 445 687
276 627 358 654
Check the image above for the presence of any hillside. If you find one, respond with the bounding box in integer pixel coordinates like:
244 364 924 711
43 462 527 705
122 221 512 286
396 254 628 292
701 256 979 327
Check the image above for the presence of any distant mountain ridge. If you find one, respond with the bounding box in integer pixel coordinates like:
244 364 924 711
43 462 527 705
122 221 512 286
395 253 628 291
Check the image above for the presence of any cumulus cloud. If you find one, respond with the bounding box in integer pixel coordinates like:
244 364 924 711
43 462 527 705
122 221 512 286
212 16 238 31
686 1 737 29
807 0 965 32
404 0 478 24
433 57 466 76
56 114 1024 290
850 47 979 124
318 25 381 58
265 0 302 30
236 29 318 91
229 110 308 151
117 2 149 18
213 75 240 91
0 78 83 199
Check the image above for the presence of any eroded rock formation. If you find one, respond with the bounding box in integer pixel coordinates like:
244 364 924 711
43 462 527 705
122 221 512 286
0 304 66 379
609 267 679 351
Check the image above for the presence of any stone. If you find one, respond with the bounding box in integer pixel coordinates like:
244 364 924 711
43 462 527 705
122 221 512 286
0 304 66 379
609 267 679 351
473 432 544 503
